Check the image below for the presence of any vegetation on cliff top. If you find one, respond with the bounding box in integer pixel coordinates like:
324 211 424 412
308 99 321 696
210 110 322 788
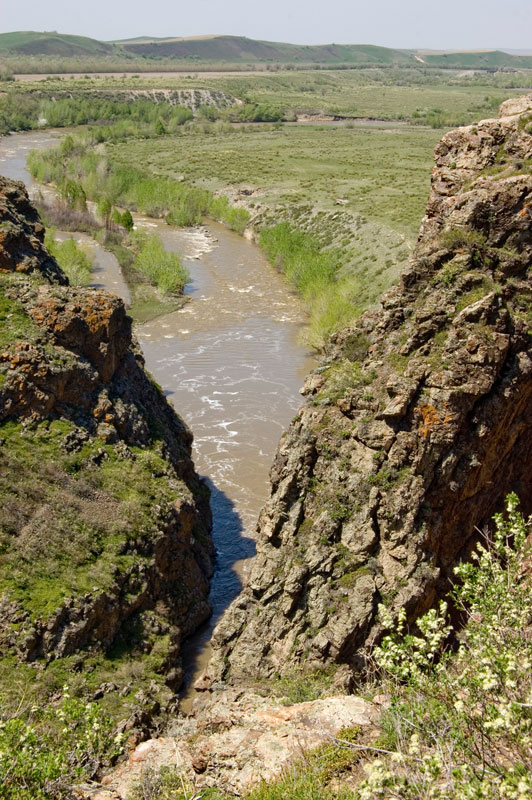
44 228 93 285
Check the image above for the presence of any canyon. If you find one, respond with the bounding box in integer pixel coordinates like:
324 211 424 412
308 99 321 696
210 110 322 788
3 93 532 797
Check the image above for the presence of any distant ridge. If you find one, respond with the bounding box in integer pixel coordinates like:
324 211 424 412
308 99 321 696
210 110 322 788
1 31 532 70
117 35 415 65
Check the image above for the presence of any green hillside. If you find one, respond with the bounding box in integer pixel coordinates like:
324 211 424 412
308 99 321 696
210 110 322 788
0 31 114 56
421 48 532 69
1 31 532 71
120 35 415 64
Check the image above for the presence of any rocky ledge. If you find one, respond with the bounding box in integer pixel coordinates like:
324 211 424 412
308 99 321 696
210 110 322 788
77 689 379 799
0 175 213 732
209 94 532 682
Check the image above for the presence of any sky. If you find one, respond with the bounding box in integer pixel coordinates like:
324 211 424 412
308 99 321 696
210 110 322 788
3 0 532 50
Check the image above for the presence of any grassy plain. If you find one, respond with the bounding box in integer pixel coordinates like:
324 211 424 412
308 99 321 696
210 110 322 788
3 68 521 125
16 62 531 341
197 71 512 124
15 68 527 340
110 123 439 236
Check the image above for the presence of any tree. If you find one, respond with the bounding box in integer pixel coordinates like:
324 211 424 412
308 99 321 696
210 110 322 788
97 196 112 228
121 209 134 232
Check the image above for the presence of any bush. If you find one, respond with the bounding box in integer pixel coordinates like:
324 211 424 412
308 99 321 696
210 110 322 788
259 222 359 345
209 194 250 233
0 687 124 800
358 494 532 799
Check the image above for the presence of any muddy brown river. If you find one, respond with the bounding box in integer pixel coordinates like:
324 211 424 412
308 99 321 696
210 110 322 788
0 129 315 691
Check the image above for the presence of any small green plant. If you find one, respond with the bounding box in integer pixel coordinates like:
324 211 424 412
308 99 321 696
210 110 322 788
440 225 487 255
130 230 189 294
314 360 374 406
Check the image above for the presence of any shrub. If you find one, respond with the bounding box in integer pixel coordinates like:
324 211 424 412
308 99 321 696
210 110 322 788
358 494 532 799
0 687 124 800
131 231 189 294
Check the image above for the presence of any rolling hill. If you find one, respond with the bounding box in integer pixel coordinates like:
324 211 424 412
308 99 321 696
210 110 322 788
1 31 532 71
0 31 114 56
118 35 416 64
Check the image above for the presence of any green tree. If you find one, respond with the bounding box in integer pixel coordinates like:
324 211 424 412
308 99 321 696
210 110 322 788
97 196 112 228
121 209 134 231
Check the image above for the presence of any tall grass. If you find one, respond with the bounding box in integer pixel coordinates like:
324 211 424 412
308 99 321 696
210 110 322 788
27 136 250 232
130 230 189 294
44 229 92 285
259 222 361 345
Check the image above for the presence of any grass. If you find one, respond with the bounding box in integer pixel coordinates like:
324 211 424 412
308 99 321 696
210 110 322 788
0 417 180 617
0 288 42 349
44 228 93 285
267 666 338 704
107 122 438 238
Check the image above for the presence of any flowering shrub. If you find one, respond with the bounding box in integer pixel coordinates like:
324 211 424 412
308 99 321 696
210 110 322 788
0 687 125 799
358 493 532 799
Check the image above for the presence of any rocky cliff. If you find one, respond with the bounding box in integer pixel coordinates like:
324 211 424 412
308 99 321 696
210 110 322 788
0 175 213 732
210 94 532 682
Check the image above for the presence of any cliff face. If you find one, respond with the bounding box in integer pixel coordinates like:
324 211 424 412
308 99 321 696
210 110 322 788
0 176 213 729
210 95 532 682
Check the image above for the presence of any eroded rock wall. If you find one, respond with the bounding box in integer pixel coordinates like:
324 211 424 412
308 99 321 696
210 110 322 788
210 95 532 681
0 176 213 727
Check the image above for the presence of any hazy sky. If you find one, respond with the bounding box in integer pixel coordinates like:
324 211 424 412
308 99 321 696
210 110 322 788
4 0 532 50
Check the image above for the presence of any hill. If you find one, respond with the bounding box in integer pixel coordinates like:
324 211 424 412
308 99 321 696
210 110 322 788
0 30 114 56
2 30 532 73
119 35 415 64
420 48 532 68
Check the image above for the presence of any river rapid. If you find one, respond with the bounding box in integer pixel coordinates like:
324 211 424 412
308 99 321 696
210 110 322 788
0 129 315 693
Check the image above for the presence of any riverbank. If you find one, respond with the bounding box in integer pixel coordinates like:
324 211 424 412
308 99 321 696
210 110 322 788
0 128 315 708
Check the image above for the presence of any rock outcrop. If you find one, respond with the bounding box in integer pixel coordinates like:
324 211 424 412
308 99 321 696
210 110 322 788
210 95 532 681
0 176 213 728
77 690 379 798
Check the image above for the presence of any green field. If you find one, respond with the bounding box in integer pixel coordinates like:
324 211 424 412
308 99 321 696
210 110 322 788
1 68 520 129
109 122 439 237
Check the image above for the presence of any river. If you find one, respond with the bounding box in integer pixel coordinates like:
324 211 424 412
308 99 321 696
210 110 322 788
0 129 315 695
